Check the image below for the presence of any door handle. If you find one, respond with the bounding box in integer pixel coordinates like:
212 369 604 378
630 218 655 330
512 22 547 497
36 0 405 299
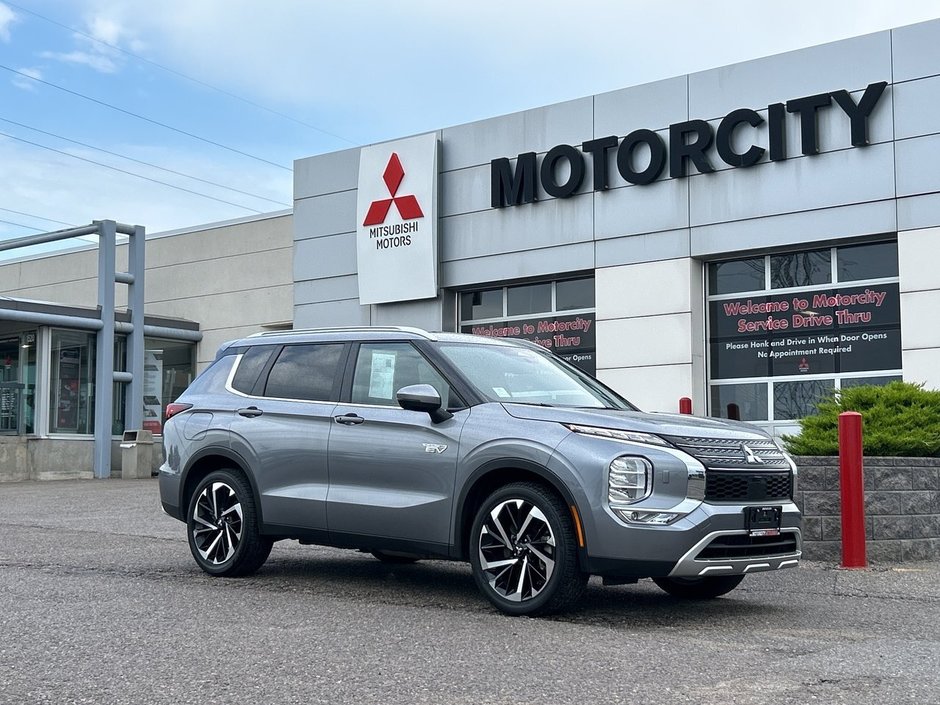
334 413 365 425
236 406 264 418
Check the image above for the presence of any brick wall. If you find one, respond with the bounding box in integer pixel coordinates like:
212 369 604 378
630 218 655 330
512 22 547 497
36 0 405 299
795 456 940 561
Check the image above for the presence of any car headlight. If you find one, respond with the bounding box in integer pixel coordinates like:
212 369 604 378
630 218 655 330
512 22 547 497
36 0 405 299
608 456 652 505
564 424 671 447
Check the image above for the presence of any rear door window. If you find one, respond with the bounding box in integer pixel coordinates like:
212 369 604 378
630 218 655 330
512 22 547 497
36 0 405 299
263 344 345 402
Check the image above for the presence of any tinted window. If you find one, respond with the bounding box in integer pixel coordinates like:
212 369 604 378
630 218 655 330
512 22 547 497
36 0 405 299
773 379 834 420
507 283 551 316
838 242 898 282
351 343 452 407
264 344 344 401
556 278 594 311
771 250 831 289
231 346 275 394
708 258 764 295
460 289 502 321
710 383 768 421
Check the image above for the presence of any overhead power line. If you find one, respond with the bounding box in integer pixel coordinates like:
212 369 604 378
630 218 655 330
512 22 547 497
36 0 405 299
0 130 266 213
5 1 357 146
0 206 74 227
0 117 291 207
0 63 292 172
0 217 45 232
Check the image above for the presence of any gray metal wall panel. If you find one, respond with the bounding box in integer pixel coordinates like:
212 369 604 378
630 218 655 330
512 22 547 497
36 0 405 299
593 76 688 135
897 133 940 196
898 193 940 232
294 147 360 200
894 76 940 139
892 19 940 82
689 142 896 226
440 193 594 262
691 200 897 258
594 177 689 239
370 299 443 329
595 229 691 268
293 232 357 283
294 275 359 304
293 191 357 241
689 31 891 119
441 242 594 289
440 97 593 172
294 299 370 328
441 164 491 217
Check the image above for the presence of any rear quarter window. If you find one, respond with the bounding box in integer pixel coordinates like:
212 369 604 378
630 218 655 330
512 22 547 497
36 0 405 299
231 346 276 394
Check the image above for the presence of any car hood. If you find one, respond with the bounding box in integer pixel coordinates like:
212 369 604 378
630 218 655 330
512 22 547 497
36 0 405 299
500 403 770 441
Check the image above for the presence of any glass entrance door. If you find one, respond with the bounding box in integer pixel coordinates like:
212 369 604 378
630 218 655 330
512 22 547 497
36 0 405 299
0 338 21 434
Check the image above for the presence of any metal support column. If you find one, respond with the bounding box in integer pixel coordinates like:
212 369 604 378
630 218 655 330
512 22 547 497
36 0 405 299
124 225 145 432
93 220 117 479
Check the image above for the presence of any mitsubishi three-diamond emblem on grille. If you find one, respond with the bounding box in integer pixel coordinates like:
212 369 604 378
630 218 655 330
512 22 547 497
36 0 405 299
741 443 765 464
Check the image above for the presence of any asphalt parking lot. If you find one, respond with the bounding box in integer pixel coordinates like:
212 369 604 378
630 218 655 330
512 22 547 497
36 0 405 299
0 479 938 705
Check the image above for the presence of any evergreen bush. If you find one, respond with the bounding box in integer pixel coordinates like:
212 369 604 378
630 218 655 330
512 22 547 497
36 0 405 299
782 381 940 457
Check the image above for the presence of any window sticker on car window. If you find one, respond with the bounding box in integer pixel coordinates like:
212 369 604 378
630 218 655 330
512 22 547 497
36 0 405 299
368 352 396 399
492 386 511 398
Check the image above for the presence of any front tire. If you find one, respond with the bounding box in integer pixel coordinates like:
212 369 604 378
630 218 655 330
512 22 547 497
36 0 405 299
652 575 745 599
469 482 587 616
186 469 272 577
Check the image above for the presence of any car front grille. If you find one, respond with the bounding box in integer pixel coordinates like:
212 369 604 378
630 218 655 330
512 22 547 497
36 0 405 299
663 435 790 470
697 532 799 560
705 470 793 502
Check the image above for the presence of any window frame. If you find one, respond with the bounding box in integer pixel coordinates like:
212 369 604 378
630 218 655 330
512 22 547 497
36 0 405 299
706 240 902 426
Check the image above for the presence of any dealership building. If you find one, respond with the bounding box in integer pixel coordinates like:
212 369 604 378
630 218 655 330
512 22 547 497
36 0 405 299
1 18 939 477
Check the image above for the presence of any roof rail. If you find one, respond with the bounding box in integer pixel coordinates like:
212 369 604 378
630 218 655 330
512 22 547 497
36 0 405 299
248 326 435 339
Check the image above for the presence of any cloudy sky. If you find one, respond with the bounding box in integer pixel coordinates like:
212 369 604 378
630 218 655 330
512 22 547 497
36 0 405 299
0 0 938 255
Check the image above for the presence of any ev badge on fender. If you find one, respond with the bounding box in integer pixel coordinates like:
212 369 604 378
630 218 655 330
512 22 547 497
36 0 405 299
423 443 447 454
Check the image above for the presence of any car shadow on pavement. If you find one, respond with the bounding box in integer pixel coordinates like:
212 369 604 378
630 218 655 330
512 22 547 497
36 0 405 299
210 549 789 624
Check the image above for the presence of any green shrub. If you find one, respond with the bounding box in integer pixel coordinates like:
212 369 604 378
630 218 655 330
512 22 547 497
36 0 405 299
782 381 940 457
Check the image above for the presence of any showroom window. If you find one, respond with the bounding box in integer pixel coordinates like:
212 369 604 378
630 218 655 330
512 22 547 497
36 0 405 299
49 329 96 434
707 241 901 427
143 337 196 434
458 276 596 374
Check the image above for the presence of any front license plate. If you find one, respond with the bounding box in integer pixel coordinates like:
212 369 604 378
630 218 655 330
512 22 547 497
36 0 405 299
745 506 781 536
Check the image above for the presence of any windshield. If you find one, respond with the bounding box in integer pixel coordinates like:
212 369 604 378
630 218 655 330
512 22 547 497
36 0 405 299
436 342 636 410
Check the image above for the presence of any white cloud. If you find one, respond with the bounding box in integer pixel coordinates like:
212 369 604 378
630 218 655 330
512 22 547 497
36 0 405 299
40 49 118 73
58 0 940 144
11 66 41 91
0 2 15 42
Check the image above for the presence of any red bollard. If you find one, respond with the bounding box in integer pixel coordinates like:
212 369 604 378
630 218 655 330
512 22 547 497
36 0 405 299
679 397 692 415
838 411 867 568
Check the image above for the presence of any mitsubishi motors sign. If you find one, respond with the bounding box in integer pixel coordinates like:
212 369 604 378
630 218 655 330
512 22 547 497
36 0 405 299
356 133 439 305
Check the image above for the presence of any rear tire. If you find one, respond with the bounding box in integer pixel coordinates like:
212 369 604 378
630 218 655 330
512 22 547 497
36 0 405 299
652 575 745 599
186 469 272 577
469 482 587 616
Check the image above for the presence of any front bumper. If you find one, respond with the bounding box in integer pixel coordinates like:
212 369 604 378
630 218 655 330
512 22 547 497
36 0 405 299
667 527 801 577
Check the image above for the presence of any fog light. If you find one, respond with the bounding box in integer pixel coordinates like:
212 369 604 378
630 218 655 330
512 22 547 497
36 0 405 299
615 509 681 525
608 456 652 504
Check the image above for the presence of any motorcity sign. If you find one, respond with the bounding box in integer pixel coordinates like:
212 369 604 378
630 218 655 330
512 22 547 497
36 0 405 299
491 82 887 207
708 283 901 379
357 133 439 305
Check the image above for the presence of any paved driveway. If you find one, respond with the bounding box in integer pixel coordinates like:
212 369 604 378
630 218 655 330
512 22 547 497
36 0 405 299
0 479 938 704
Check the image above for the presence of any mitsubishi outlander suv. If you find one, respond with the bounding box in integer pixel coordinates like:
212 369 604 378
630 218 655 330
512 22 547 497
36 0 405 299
159 327 801 616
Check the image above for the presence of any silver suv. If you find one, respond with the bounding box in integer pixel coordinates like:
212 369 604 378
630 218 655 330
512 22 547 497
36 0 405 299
159 327 801 616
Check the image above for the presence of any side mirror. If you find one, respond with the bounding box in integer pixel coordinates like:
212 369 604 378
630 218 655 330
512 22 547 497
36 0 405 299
397 384 453 423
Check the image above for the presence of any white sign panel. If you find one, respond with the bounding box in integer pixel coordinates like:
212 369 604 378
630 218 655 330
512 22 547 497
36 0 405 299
356 132 438 305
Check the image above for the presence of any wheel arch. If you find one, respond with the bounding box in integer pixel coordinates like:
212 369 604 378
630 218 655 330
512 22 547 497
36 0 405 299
453 459 586 565
180 447 264 526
